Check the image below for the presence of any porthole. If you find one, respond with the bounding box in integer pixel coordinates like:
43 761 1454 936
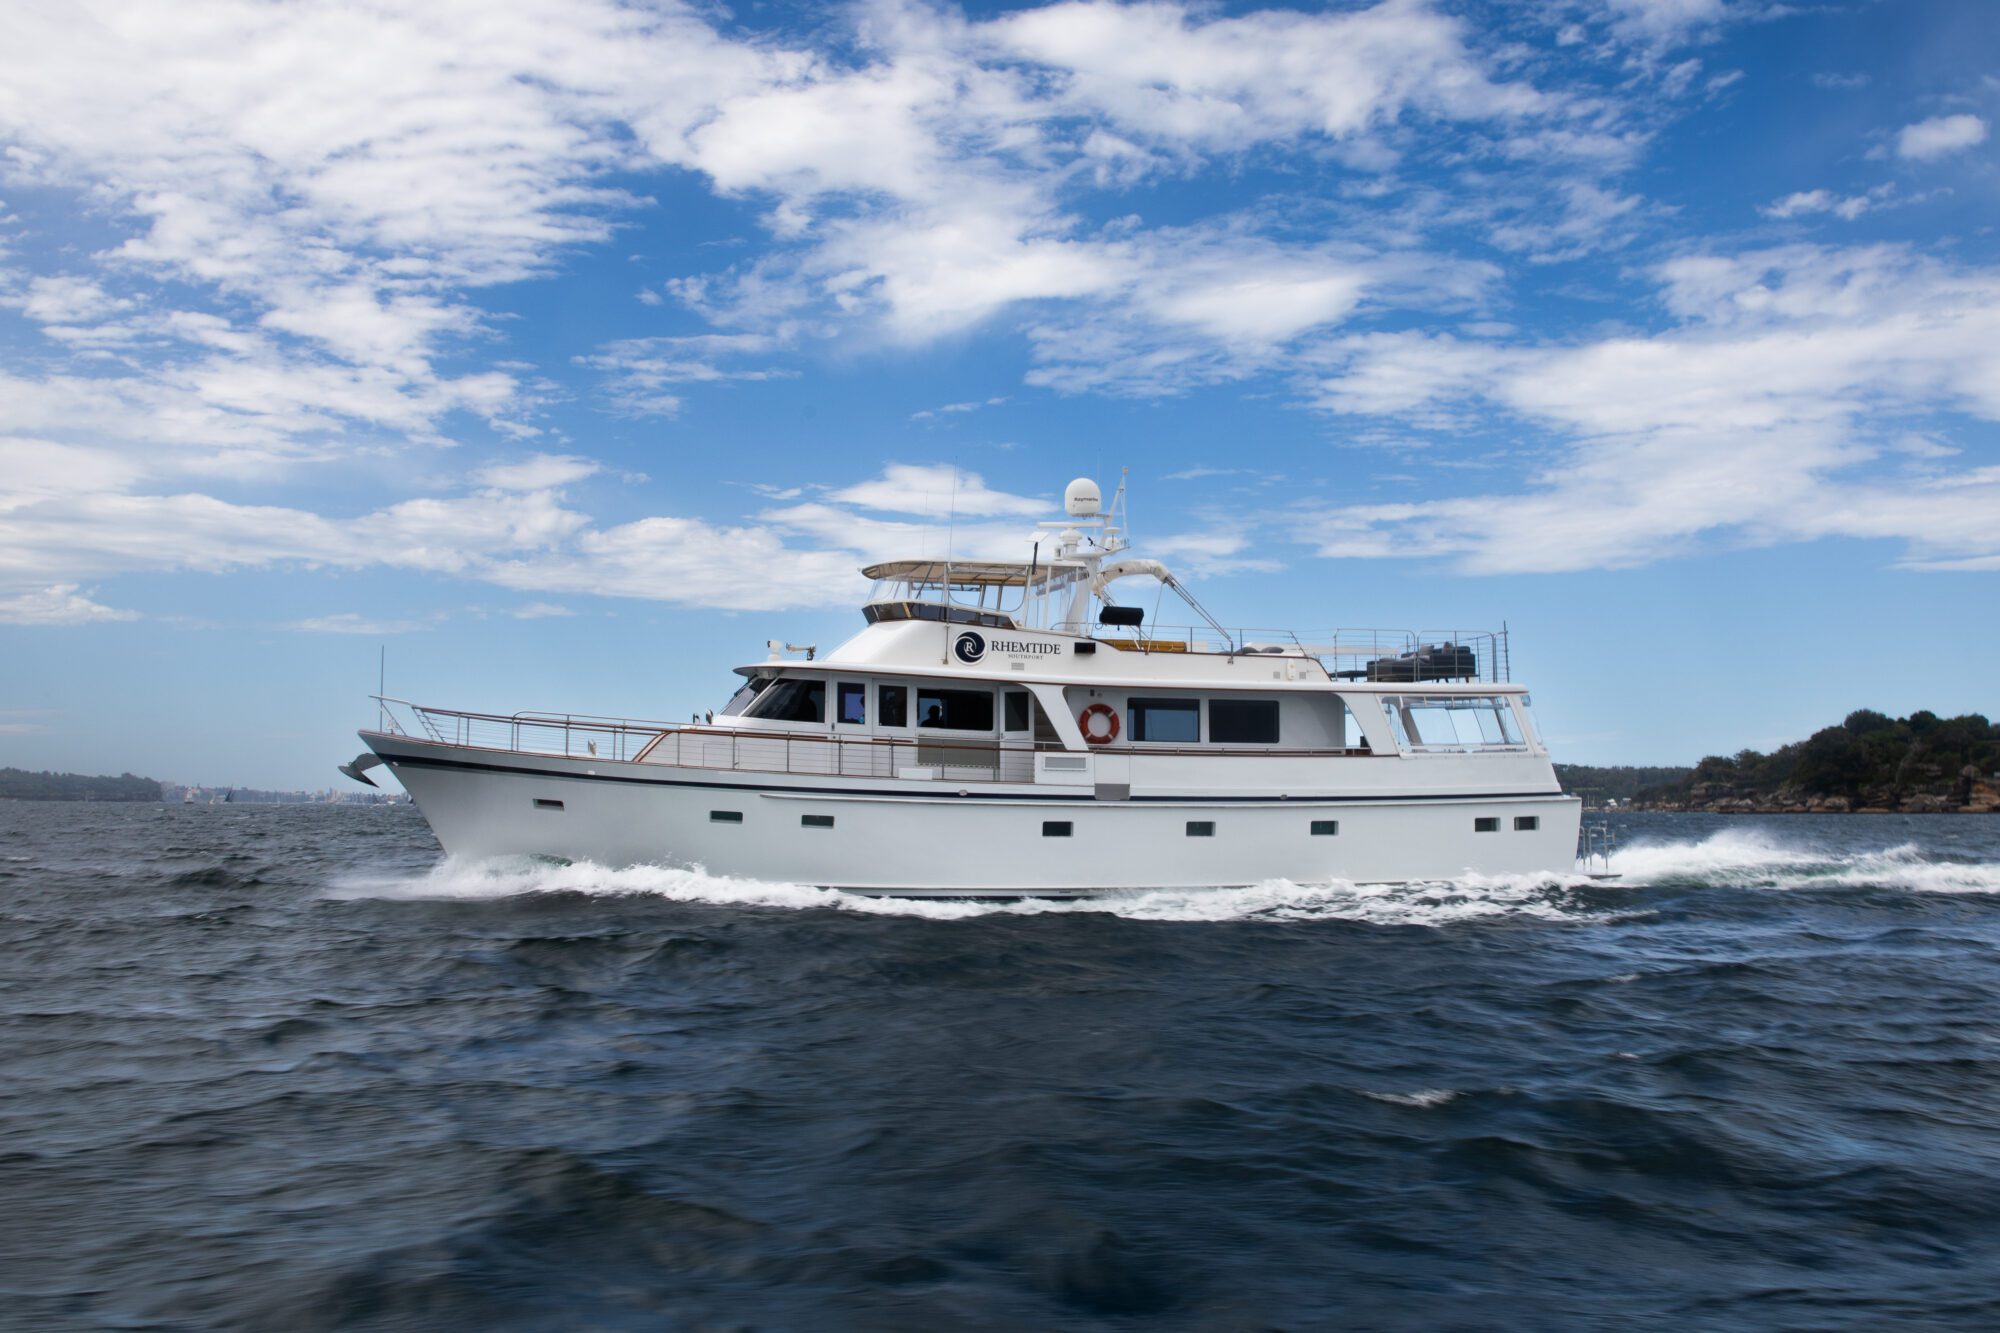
1185 821 1215 837
802 814 834 829
711 810 743 824
533 798 564 811
1514 815 1539 831
1311 819 1339 836
1042 820 1073 837
1474 816 1499 833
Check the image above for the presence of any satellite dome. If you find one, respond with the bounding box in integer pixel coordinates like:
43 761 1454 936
1064 477 1102 517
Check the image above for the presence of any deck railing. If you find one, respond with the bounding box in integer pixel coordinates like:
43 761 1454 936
379 699 1050 783
373 697 1383 785
1048 625 1511 683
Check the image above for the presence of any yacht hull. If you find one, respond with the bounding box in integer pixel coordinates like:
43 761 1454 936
368 733 1584 895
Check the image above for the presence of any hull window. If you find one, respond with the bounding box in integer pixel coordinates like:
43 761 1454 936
1514 815 1540 831
802 814 835 829
1473 816 1499 833
1042 820 1073 837
1382 696 1525 752
880 684 908 728
1210 699 1279 744
1128 697 1201 742
1185 821 1215 837
533 798 564 811
719 677 771 717
917 688 994 732
1004 690 1031 733
752 678 826 724
1311 820 1339 836
711 810 744 824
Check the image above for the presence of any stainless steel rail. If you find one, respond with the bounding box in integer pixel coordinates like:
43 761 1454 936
370 697 1383 784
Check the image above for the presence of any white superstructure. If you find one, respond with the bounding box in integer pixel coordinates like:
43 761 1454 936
350 476 1581 895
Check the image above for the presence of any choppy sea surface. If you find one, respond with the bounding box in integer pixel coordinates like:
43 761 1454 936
4 805 2000 1330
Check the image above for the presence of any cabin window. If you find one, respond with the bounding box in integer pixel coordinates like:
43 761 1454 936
711 810 744 824
837 681 867 725
718 677 770 717
802 814 834 829
1473 816 1499 832
1004 690 1031 733
1185 821 1215 837
751 677 826 724
880 684 908 728
1514 816 1539 831
533 798 564 811
1210 698 1280 745
1381 696 1524 752
1042 820 1073 837
916 687 994 732
1128 697 1201 743
1311 819 1339 836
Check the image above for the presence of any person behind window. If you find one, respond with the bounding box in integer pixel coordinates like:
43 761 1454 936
921 704 945 728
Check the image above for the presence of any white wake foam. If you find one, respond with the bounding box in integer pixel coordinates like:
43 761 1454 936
326 828 2000 923
1606 828 2000 894
328 857 1599 925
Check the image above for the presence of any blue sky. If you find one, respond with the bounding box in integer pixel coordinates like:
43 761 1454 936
2 0 1996 789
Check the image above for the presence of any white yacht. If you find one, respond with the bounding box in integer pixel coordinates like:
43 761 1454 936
344 477 1581 895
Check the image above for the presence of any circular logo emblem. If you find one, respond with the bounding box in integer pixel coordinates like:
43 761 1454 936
953 630 986 663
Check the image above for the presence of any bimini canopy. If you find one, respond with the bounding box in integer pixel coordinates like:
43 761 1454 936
861 559 1080 587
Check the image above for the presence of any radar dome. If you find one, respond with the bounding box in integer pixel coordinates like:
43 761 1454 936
1063 477 1102 517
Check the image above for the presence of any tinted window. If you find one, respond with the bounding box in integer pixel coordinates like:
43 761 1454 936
1474 816 1499 832
1185 821 1215 837
718 677 770 717
1042 821 1072 837
1210 698 1279 744
1514 815 1539 831
1311 819 1339 836
916 688 994 731
837 681 866 725
711 810 743 824
1004 691 1031 732
880 684 908 728
1129 697 1200 742
753 678 825 723
802 814 834 828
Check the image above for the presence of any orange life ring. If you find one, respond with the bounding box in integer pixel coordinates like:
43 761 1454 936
1079 702 1120 746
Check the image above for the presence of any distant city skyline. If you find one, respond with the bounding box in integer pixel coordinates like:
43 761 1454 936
3 0 1997 789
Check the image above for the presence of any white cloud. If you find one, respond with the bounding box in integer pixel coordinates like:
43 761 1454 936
1896 114 1988 162
1597 0 1729 46
1306 245 2000 572
823 464 1045 518
510 601 575 618
1761 187 1887 221
577 334 787 417
476 455 602 491
0 584 138 625
290 614 433 635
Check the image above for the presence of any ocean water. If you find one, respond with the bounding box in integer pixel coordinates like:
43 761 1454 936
4 805 2000 1330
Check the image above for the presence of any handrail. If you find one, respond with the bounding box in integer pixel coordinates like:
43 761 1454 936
369 697 1392 782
